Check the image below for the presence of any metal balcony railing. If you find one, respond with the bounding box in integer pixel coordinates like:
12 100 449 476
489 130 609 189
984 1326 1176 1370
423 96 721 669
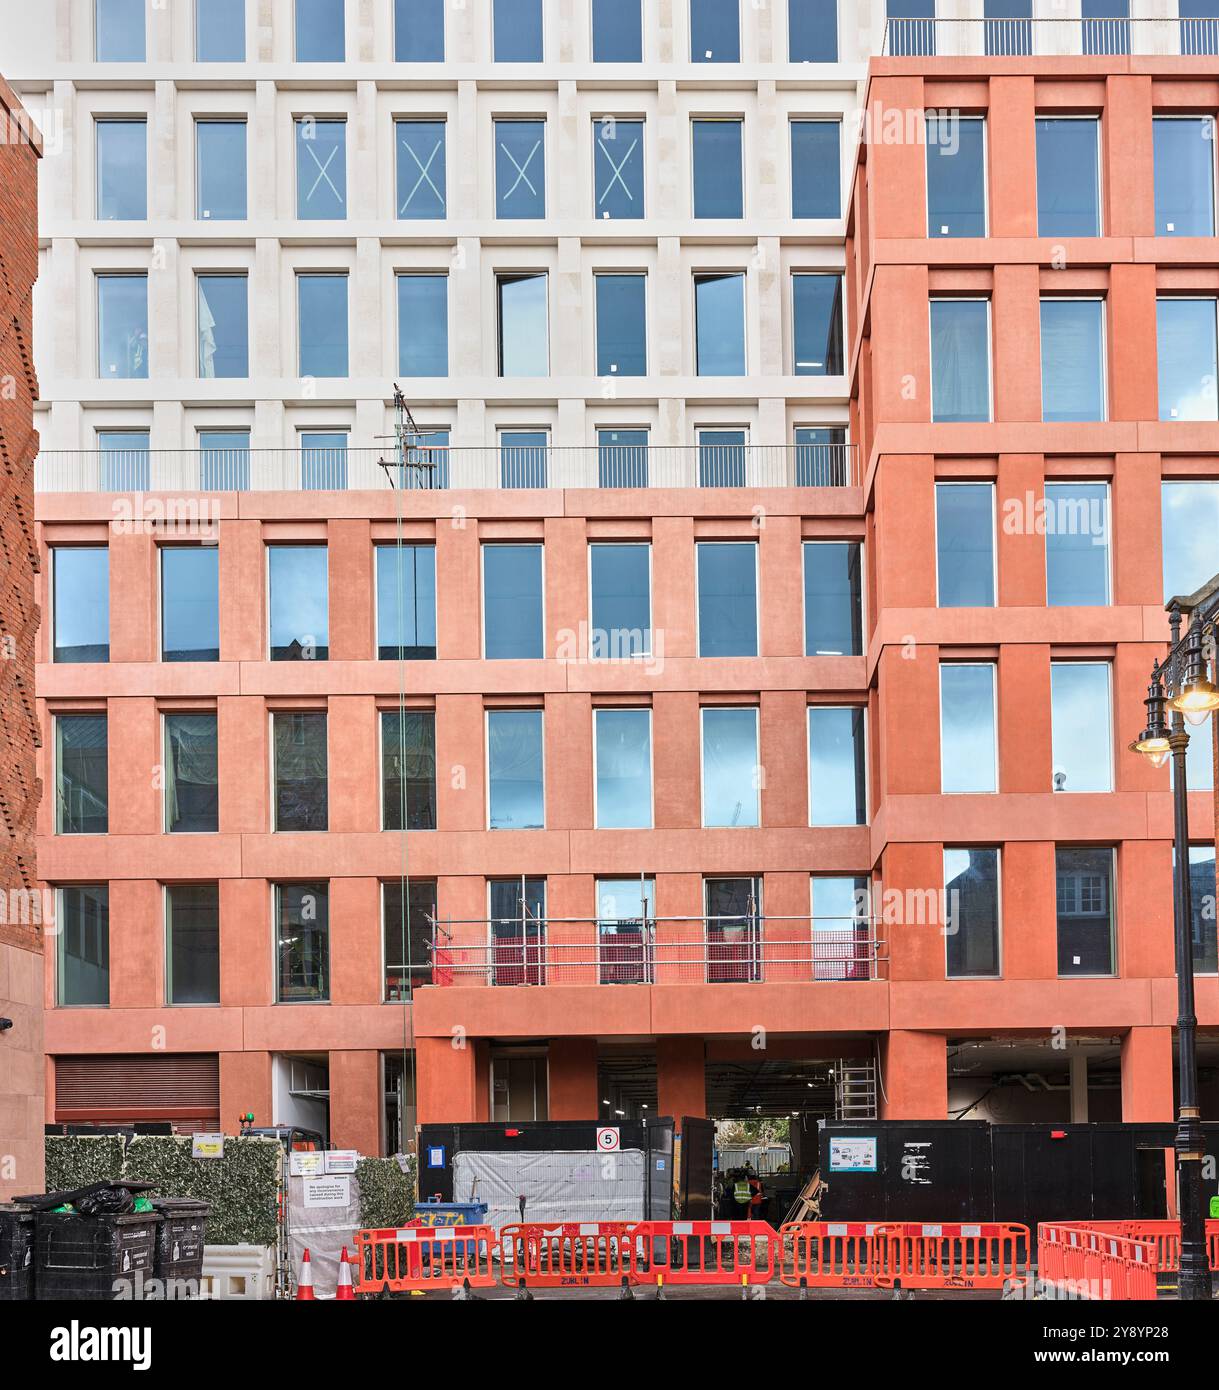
883 15 1219 59
426 914 885 988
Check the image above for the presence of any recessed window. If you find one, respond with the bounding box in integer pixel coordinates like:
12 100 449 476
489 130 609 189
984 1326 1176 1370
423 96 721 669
595 274 647 377
384 879 437 998
197 275 248 378
57 715 108 835
275 883 329 1002
940 664 997 795
381 710 436 830
274 711 328 831
490 878 546 986
886 0 936 57
944 848 1000 979
499 430 549 488
98 430 150 491
598 428 649 488
197 0 245 61
95 0 145 61
488 709 545 829
697 541 757 657
593 119 645 219
808 706 867 826
593 0 642 59
397 274 448 377
701 707 760 828
926 115 985 237
96 120 146 220
97 275 148 379
1188 845 1217 974
165 713 218 833
692 120 743 218
791 120 840 219
789 0 838 61
984 0 1032 56
295 119 346 219
495 120 546 218
1056 847 1114 977
595 708 653 829
793 274 844 376
694 273 746 376
483 544 543 659
396 120 446 219
394 0 444 60
1082 0 1129 56
497 273 549 376
809 876 870 981
196 120 247 220
268 546 329 661
590 543 651 657
1040 299 1105 422
494 0 543 60
795 426 848 487
1154 117 1216 236
930 299 990 422
698 428 746 487
1157 298 1219 421
1045 482 1110 606
597 877 656 985
57 886 110 1007
691 0 740 61
705 878 761 983
162 547 219 661
301 430 347 490
804 542 862 657
377 544 436 660
1050 663 1112 793
53 548 109 663
295 0 345 60
166 884 220 1005
1035 117 1101 237
935 482 995 608
1161 481 1219 602
298 274 348 378
200 430 250 490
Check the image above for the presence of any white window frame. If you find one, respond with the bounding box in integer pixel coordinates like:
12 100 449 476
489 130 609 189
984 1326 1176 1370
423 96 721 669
588 540 653 659
1034 113 1103 238
1050 660 1114 794
699 705 761 829
943 845 1003 981
1039 296 1108 424
928 297 994 424
480 539 545 659
933 479 997 608
801 538 866 658
1043 478 1112 607
694 537 759 658
593 706 654 830
938 662 998 795
925 112 988 238
485 707 546 831
807 703 869 827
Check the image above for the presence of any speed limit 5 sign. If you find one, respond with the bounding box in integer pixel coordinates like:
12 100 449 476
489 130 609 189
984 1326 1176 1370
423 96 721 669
596 1126 621 1153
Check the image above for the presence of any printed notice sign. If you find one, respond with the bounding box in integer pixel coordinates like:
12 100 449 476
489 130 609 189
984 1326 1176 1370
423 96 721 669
303 1176 351 1209
829 1137 878 1172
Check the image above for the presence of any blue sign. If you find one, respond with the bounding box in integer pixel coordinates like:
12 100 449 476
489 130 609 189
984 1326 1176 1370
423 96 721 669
426 1145 446 1169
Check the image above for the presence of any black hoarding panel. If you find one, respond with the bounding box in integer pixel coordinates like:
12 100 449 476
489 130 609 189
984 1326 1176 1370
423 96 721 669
817 1121 992 1222
678 1117 715 1220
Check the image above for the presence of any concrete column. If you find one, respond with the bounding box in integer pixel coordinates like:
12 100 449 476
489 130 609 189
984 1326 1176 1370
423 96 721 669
450 240 483 380
329 1050 382 1155
254 82 278 222
556 82 580 220
351 82 378 221
351 237 382 378
548 1039 599 1119
417 1035 481 1123
219 875 273 1004
655 237 683 377
881 1031 948 1119
151 81 177 222
148 240 180 384
1070 1053 1089 1123
555 238 583 378
756 236 783 378
220 1051 273 1131
454 82 479 221
658 1037 706 1120
253 239 283 381
1121 1027 1174 1122
755 84 781 221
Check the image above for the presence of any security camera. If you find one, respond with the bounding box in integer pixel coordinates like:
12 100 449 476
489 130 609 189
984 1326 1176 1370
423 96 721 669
0 1018 13 1032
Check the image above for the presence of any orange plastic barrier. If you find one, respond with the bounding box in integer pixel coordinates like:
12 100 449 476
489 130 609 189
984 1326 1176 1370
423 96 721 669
1063 1220 1219 1275
499 1222 641 1288
632 1221 780 1287
1038 1223 1158 1301
874 1222 1029 1291
779 1221 888 1288
352 1224 497 1295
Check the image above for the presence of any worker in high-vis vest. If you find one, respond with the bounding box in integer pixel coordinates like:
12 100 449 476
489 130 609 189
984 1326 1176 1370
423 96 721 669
732 1171 752 1220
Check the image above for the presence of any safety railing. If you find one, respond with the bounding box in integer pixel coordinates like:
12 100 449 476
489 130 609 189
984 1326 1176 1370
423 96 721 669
1062 1220 1219 1276
874 1222 1029 1292
34 443 859 495
352 1225 498 1296
633 1221 781 1289
1037 1223 1159 1302
499 1222 643 1290
780 1221 889 1289
883 16 1219 59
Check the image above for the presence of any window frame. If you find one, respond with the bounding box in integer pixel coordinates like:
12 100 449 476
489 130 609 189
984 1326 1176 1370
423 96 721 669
789 117 843 221
925 112 988 239
802 538 864 657
1152 113 1217 237
1039 295 1108 424
588 540 653 659
1044 479 1112 607
194 117 249 221
928 296 994 423
378 706 438 832
162 709 220 834
164 881 222 1007
1034 113 1104 239
938 661 999 796
593 270 648 378
1055 845 1117 979
699 705 761 830
807 703 869 827
694 538 759 658
691 117 745 219
481 541 546 660
593 706 655 830
56 884 111 1008
693 271 748 376
485 707 547 831
1050 660 1114 794
933 479 997 609
943 845 1003 981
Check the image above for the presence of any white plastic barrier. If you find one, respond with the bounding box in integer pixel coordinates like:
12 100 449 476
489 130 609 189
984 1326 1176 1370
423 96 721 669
200 1244 276 1300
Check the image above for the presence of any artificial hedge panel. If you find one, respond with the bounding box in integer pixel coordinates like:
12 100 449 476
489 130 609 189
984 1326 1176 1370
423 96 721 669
44 1135 124 1192
356 1155 416 1231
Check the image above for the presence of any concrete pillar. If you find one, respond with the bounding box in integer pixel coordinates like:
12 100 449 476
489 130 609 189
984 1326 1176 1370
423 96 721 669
657 1037 705 1119
417 1035 482 1124
1121 1027 1174 1122
220 1050 273 1132
548 1039 599 1119
1070 1053 1089 1123
881 1031 948 1119
329 1050 382 1155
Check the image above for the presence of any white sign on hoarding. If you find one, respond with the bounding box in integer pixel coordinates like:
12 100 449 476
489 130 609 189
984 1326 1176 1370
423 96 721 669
191 1133 225 1160
289 1152 326 1177
324 1150 359 1174
596 1127 621 1153
303 1176 352 1209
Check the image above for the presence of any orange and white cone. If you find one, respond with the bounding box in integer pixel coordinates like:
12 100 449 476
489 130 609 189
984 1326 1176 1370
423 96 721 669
296 1248 315 1300
336 1247 355 1301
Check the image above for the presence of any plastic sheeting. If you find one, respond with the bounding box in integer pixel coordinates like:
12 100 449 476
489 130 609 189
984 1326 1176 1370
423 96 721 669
286 1173 360 1299
453 1149 646 1231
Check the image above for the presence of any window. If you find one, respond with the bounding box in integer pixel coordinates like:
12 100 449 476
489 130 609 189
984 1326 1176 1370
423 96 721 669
57 886 110 1007
598 428 649 488
1158 298 1219 421
53 548 109 663
691 0 740 61
701 707 760 828
697 542 757 657
1188 846 1218 974
384 880 437 998
804 542 861 656
926 115 985 237
1035 117 1100 237
494 0 543 60
200 429 250 490
791 120 840 219
597 878 655 985
397 275 448 377
495 120 545 218
162 548 219 661
1162 481 1219 601
984 0 1031 56
591 543 651 657
197 275 248 378
595 274 647 377
394 0 443 60
698 428 745 487
276 883 329 1002
165 713 218 833
935 483 994 607
692 120 743 218
811 875 871 982
809 706 867 825
497 273 548 376
593 119 645 219
1082 0 1129 55
95 0 144 60
396 120 446 219
499 430 548 488
1180 0 1219 56
57 715 108 834
488 709 544 829
274 712 328 831
705 878 761 984
793 274 844 376
789 0 838 61
945 848 1000 978
196 121 247 220
1041 299 1105 422
940 664 997 794
1056 847 1114 976
1051 663 1112 793
97 274 148 378
930 299 990 422
268 546 329 661
295 0 344 60
886 0 935 57
381 710 436 830
490 878 546 986
483 545 543 658
298 274 348 378
377 544 436 659
595 708 653 829
296 119 346 218
98 429 149 491
1045 482 1110 606
694 273 746 375
197 0 245 60
1154 117 1216 237
95 120 145 220
166 884 220 1005
300 430 346 490
795 426 848 486
593 0 642 59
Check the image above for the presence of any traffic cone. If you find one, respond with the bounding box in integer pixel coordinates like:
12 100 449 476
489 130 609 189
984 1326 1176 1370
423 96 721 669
296 1248 315 1300
336 1247 355 1301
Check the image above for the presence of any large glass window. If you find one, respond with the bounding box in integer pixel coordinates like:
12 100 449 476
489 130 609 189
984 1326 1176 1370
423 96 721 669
295 0 344 59
705 877 761 984
1188 845 1218 974
1082 0 1129 55
490 878 546 986
397 275 448 377
376 544 436 660
1056 848 1114 976
495 120 545 218
384 880 437 999
483 545 543 659
97 274 148 379
298 274 348 378
695 273 746 375
590 543 651 657
598 877 655 985
494 0 543 60
276 883 329 1002
53 548 109 663
598 428 649 489
1051 663 1112 793
701 708 760 828
98 429 149 491
1158 298 1219 421
808 706 867 826
593 0 642 60
295 119 346 218
96 120 146 220
1045 482 1110 606
200 430 250 490
793 274 844 376
811 875 871 982
935 483 995 607
268 546 329 661
692 120 743 218
396 120 446 219
274 712 328 832
394 0 444 60
1153 117 1215 237
1041 299 1105 422
595 274 647 377
595 708 653 829
1180 0 1219 56
940 664 997 795
926 115 985 238
196 121 247 220
691 0 740 61
1161 481 1219 601
488 709 544 829
1035 117 1101 237
944 848 1000 979
166 884 220 1005
95 0 144 60
381 710 436 830
930 299 990 422
886 0 935 57
162 548 219 662
697 542 757 657
984 0 1032 55
197 0 245 60
197 275 248 379
789 0 838 61
593 119 644 219
165 713 218 833
497 273 549 377
804 542 862 656
57 715 108 835
58 886 110 1007
791 120 840 220
795 425 848 486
